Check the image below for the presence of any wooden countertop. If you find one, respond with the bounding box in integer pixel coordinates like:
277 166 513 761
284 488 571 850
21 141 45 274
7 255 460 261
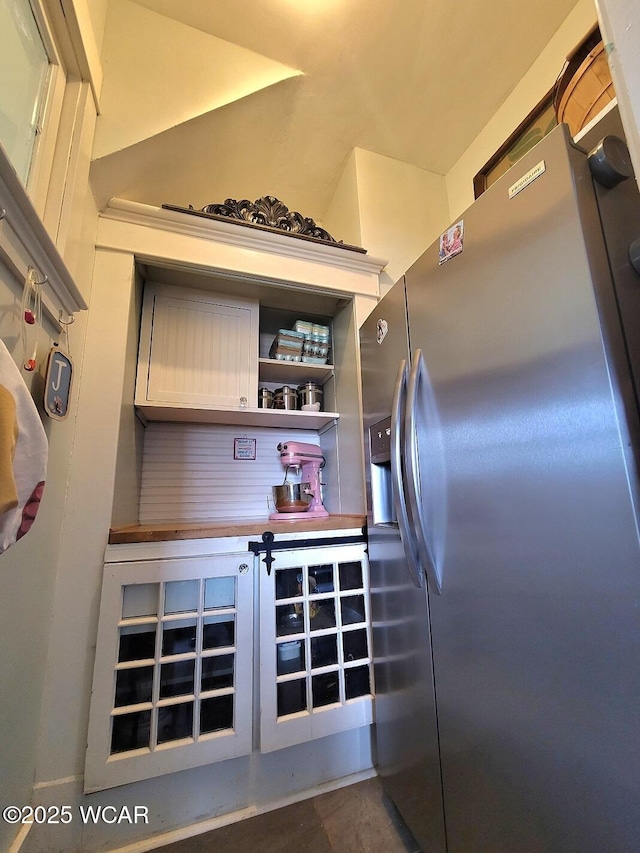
108 514 366 544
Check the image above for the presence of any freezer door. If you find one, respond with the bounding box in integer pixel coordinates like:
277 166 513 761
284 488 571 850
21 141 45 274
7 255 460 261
359 278 411 432
368 524 446 853
360 283 446 851
405 122 640 852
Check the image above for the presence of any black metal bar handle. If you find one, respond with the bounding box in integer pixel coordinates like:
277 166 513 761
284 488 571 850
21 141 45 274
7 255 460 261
247 530 367 577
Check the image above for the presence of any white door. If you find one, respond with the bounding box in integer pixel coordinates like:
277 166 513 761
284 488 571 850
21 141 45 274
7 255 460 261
259 543 373 753
138 283 259 409
85 553 253 792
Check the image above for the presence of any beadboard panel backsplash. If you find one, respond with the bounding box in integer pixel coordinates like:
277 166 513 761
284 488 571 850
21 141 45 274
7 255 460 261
139 422 320 522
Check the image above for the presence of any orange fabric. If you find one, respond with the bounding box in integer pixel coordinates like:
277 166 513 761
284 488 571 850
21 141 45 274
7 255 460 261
0 383 19 514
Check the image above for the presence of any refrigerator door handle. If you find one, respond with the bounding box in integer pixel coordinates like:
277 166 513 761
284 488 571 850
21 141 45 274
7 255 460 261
405 349 443 594
391 359 424 588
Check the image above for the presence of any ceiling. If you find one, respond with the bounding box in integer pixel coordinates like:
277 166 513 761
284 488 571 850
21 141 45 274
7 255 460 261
90 0 583 225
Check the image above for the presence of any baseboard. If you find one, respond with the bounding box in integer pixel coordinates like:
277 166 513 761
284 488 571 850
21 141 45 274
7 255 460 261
106 766 378 853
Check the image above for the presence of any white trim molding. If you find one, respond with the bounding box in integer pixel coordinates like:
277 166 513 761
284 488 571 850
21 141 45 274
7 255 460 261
99 198 387 284
0 142 87 324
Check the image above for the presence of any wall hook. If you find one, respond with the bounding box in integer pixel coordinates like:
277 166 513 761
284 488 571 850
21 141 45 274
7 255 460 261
58 310 75 327
31 269 48 287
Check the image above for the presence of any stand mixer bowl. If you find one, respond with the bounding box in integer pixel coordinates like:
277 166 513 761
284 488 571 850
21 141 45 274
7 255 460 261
272 482 313 513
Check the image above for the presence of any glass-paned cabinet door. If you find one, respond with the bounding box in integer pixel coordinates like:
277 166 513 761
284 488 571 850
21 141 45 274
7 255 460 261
85 554 252 792
259 543 373 753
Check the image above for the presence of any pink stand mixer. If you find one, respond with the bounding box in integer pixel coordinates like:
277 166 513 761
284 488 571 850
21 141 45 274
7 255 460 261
269 441 329 520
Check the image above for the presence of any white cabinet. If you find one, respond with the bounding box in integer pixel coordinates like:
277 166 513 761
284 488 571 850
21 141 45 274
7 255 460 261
135 282 259 414
85 552 254 792
134 280 341 429
86 536 373 790
258 542 373 753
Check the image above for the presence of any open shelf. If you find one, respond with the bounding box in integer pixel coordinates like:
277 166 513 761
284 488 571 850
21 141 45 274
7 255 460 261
258 358 334 385
136 403 339 430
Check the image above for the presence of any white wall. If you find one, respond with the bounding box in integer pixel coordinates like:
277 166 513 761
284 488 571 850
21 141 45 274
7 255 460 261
0 295 80 853
323 151 362 249
109 266 144 527
93 0 300 159
324 2 607 292
137 422 320 522
0 102 99 853
445 0 640 218
31 249 135 790
83 0 109 57
596 0 640 184
324 148 449 295
445 0 598 220
353 149 449 293
0 4 102 850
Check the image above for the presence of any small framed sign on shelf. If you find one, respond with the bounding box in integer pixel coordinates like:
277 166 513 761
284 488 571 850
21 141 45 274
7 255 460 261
234 437 257 460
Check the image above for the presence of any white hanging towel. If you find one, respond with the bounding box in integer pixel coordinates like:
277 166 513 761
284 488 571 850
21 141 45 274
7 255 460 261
0 338 48 554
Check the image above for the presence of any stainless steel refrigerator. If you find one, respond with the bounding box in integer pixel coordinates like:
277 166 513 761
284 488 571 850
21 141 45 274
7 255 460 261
360 108 640 852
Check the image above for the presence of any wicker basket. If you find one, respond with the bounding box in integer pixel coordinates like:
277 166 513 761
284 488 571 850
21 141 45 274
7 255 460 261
555 34 615 137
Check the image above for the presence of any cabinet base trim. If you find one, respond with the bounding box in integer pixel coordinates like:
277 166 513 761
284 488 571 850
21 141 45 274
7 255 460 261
103 767 377 853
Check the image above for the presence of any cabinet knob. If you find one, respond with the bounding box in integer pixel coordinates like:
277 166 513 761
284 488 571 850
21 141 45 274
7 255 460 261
239 563 250 574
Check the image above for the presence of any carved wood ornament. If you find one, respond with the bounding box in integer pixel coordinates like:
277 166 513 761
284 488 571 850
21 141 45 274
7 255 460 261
162 196 366 253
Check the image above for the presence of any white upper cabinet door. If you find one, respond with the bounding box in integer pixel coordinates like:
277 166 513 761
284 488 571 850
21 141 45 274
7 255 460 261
136 283 259 410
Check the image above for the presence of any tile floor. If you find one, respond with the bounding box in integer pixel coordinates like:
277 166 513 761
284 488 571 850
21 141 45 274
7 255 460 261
152 777 420 853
